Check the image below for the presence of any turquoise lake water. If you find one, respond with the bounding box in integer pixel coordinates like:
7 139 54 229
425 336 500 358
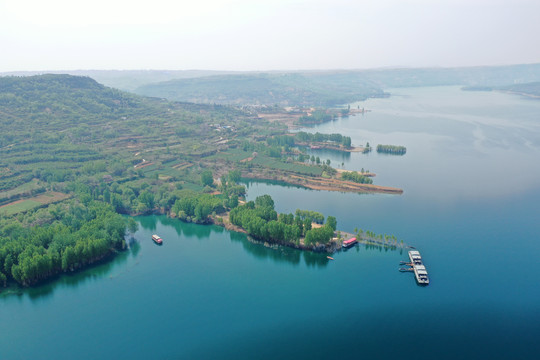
1 87 540 359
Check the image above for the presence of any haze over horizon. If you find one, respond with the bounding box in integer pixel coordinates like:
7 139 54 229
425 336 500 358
1 0 540 72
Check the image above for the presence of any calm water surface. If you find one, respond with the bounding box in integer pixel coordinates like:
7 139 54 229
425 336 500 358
2 87 540 359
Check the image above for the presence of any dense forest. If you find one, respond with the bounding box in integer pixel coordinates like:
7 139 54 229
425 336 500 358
0 200 128 287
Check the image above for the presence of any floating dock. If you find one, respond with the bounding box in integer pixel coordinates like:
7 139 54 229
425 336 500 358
400 250 429 285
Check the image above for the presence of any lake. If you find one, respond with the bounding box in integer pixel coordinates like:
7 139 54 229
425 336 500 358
2 87 540 359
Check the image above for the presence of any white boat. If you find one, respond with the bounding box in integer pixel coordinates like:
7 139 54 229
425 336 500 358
408 250 429 285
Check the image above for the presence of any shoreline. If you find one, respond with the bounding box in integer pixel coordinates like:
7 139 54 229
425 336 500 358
210 212 341 253
296 141 366 153
500 90 540 99
243 172 403 195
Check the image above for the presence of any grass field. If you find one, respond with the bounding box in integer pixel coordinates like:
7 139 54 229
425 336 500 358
0 191 70 216
0 179 43 199
0 200 42 216
181 182 204 192
33 192 70 204
207 148 252 162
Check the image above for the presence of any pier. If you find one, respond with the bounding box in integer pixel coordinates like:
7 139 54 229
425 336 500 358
399 250 429 285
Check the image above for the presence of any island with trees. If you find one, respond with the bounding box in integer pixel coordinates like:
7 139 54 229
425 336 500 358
376 144 407 155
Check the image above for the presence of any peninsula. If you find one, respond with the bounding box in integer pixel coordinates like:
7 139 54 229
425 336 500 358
0 74 404 288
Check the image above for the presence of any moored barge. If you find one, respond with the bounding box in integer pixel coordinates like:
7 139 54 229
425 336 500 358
408 250 429 285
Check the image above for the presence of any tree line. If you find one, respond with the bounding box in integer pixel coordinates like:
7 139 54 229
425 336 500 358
340 171 373 184
376 144 407 155
295 131 352 148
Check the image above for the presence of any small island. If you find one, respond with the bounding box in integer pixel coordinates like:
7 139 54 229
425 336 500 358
376 144 407 155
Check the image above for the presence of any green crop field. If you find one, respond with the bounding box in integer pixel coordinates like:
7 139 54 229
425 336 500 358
0 199 42 216
0 179 42 199
207 148 252 162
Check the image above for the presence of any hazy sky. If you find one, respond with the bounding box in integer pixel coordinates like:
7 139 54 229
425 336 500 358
1 0 539 71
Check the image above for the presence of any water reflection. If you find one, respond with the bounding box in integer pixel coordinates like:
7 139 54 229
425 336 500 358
305 147 352 162
341 242 404 255
242 178 305 190
303 250 330 268
183 222 214 238
138 215 158 231
228 230 330 268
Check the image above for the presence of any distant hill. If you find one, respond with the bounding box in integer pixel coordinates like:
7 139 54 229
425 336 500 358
3 63 540 106
0 70 236 92
500 82 540 98
132 64 540 106
359 63 540 88
134 73 386 106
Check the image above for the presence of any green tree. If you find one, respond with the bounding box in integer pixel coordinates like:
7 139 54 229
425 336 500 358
201 170 214 187
228 169 241 183
127 217 138 236
326 216 337 231
255 194 275 210
138 190 155 210
303 218 312 235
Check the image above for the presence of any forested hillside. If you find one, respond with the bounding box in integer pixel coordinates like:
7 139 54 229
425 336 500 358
131 63 540 106
0 74 279 287
135 73 385 106
0 74 261 191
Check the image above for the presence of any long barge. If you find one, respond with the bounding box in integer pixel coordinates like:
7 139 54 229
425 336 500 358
407 250 429 285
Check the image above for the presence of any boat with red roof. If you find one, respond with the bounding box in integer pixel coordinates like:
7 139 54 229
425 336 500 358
342 237 357 248
152 234 163 245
